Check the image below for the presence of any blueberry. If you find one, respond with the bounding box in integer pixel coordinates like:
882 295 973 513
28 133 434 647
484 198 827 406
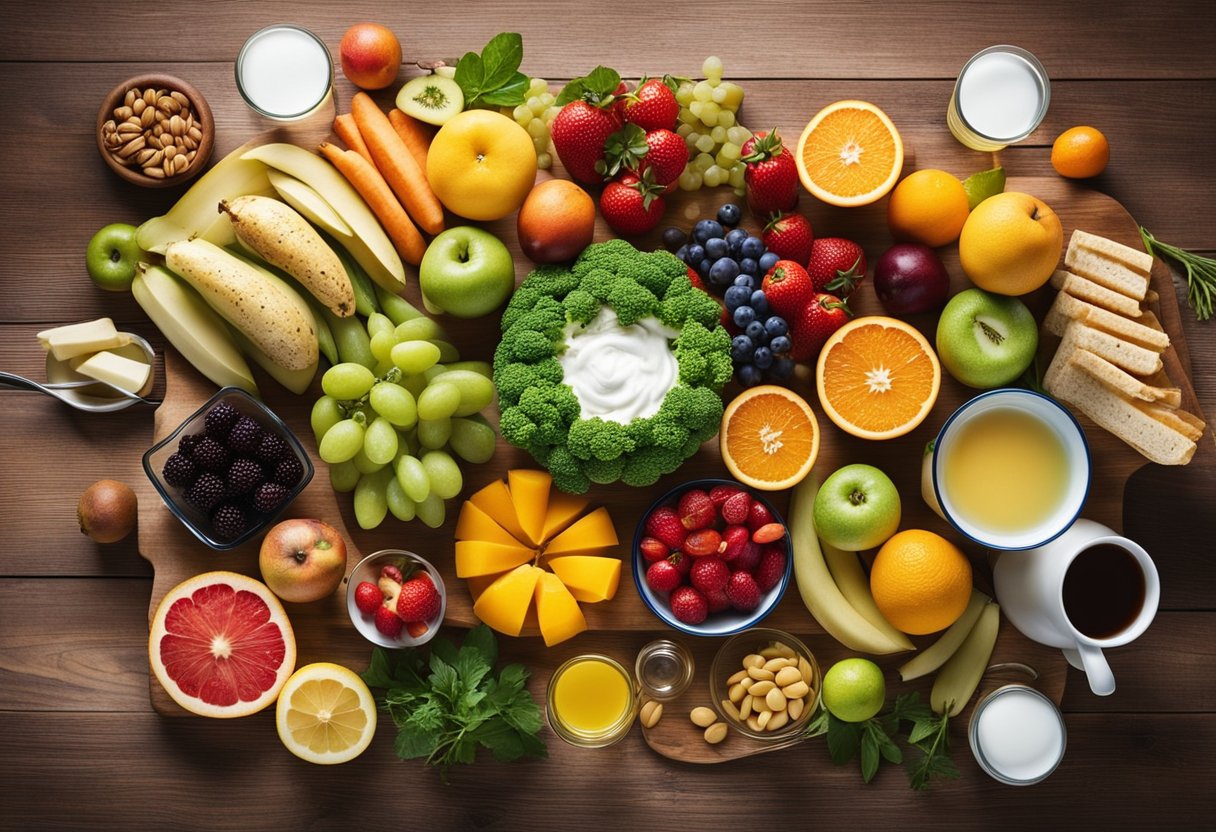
764 316 788 337
724 285 752 311
675 244 689 263
692 219 716 243
662 227 687 252
758 251 780 273
753 347 774 370
717 203 742 227
770 356 795 380
749 290 770 317
745 320 767 343
686 243 705 264
697 258 713 278
741 236 766 260
739 257 758 276
705 237 728 260
709 257 740 285
733 274 755 290
730 334 754 362
769 335 792 355
737 364 763 387
733 305 756 327
726 228 749 256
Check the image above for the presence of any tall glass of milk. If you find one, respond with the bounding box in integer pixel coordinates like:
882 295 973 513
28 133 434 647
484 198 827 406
948 46 1050 152
236 25 333 121
969 684 1067 785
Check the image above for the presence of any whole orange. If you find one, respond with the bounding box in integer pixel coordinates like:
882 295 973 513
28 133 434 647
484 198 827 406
339 23 402 90
1051 126 1110 179
870 529 973 635
887 169 970 247
517 179 596 263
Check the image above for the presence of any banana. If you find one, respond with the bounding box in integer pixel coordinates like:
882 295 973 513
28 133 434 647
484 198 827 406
920 439 947 520
899 589 990 681
823 542 916 652
224 247 337 367
131 264 257 394
931 601 1000 716
790 477 912 655
241 143 406 293
266 169 354 241
228 327 317 395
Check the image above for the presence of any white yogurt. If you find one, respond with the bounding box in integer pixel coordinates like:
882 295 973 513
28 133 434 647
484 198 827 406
558 308 678 423
971 685 1066 785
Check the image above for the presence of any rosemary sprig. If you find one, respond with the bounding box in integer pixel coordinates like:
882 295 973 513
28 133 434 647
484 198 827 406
1139 226 1216 321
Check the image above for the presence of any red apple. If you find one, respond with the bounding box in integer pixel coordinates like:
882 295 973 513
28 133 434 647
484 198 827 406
339 23 402 91
259 519 347 603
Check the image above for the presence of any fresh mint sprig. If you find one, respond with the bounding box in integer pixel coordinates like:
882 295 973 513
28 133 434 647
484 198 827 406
454 33 530 109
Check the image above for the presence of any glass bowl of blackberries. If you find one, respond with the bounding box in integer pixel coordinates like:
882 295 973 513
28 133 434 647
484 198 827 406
143 387 313 549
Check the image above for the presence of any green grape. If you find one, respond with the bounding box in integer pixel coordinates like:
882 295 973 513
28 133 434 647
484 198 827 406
363 416 400 465
318 417 364 464
693 152 714 172
512 104 532 125
678 169 703 191
321 363 375 400
450 416 497 464
689 101 704 120
329 460 360 492
430 340 461 363
394 454 430 503
694 134 715 154
537 152 552 170
400 372 428 400
717 109 736 128
711 85 729 105
719 82 745 110
423 364 448 384
678 107 699 126
728 162 747 190
685 130 701 150
369 330 399 363
693 81 713 102
527 108 547 129
421 449 462 500
443 360 492 378
417 417 452 449
675 83 695 105
311 395 343 443
527 77 549 96
532 135 549 154
676 123 694 139
539 92 555 107
390 340 441 375
399 427 418 457
373 359 395 377
717 142 740 165
704 165 726 188
710 125 728 144
369 382 417 428
366 312 395 338
439 370 495 416
542 105 560 122
353 467 391 530
386 477 417 522
727 126 753 146
702 55 724 79
352 446 387 474
417 381 461 420
394 317 445 342
414 492 446 529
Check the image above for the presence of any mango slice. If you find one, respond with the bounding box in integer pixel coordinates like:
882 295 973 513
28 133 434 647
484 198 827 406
534 572 588 647
473 565 544 637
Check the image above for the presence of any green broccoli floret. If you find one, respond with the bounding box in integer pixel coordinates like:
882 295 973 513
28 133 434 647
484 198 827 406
567 418 638 461
493 358 564 406
506 296 567 342
497 328 555 364
583 456 627 485
620 446 686 487
562 289 599 325
607 280 659 326
544 446 591 494
572 239 639 276
661 279 724 330
519 263 583 297
674 322 733 388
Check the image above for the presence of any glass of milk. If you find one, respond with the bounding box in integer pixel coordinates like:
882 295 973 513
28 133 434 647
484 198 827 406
969 684 1067 785
948 45 1050 152
236 25 333 121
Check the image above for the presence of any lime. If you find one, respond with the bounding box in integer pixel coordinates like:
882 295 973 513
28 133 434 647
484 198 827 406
822 658 886 722
962 167 1006 211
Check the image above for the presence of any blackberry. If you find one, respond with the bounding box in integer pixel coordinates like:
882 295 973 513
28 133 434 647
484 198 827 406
162 452 198 488
252 481 289 513
204 401 241 439
190 435 229 472
256 432 290 463
211 503 249 542
226 416 263 454
186 472 226 512
177 433 200 455
273 455 304 489
225 457 265 495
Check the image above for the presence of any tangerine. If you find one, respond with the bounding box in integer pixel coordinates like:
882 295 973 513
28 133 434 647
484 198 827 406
1051 126 1110 179
870 529 973 635
887 169 970 247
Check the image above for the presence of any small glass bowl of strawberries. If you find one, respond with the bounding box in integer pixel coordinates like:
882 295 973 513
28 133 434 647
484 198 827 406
632 478 793 636
346 549 446 648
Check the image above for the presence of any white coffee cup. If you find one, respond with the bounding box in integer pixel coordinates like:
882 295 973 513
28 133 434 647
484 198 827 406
993 519 1160 696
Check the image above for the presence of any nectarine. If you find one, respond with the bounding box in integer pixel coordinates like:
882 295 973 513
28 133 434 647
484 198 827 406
517 179 596 263
339 23 402 90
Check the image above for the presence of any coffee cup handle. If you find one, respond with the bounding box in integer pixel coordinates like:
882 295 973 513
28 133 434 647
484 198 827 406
1065 643 1116 696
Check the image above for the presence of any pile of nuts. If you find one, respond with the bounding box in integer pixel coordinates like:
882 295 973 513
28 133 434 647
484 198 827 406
718 640 816 734
100 86 204 180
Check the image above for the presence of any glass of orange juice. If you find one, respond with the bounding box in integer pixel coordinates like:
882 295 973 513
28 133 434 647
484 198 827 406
547 654 637 748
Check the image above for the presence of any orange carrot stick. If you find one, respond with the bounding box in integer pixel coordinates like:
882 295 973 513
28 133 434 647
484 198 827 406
388 108 434 173
351 92 445 236
318 142 426 266
333 113 373 165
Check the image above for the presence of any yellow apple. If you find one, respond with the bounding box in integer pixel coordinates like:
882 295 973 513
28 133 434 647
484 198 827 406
958 192 1063 296
426 110 537 221
259 519 347 603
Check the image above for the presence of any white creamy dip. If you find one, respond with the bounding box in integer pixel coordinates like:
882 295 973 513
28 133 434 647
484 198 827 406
559 307 679 423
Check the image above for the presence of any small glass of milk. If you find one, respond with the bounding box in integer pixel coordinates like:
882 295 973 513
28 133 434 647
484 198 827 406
236 25 333 121
948 45 1050 152
969 684 1067 785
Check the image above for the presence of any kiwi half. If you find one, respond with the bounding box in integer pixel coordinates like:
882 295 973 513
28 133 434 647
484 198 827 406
396 76 464 126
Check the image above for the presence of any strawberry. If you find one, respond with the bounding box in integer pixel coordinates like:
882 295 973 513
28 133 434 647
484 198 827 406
720 524 751 561
762 212 814 265
406 620 428 638
741 130 799 215
677 488 716 530
790 293 853 362
645 506 686 550
752 522 787 544
755 548 787 592
726 571 762 612
641 129 688 188
708 484 742 506
639 536 670 563
397 576 441 623
760 260 816 319
670 550 692 576
690 555 730 593
646 558 683 593
746 501 774 532
353 581 383 615
374 605 404 638
379 564 404 584
669 585 709 625
733 540 762 573
806 237 867 297
683 528 723 557
721 491 752 525
600 171 666 236
552 66 624 184
705 587 732 614
623 77 680 132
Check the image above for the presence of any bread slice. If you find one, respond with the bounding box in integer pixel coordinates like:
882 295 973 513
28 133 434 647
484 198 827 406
1065 230 1152 300
1051 270 1143 318
1069 229 1155 274
1069 348 1181 408
1044 291 1170 350
1061 321 1163 376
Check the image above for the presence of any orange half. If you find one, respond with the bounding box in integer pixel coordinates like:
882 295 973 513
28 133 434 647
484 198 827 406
815 317 941 440
796 100 904 207
720 385 820 491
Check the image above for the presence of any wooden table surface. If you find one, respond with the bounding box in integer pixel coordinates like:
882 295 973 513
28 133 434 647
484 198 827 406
2 1 1214 828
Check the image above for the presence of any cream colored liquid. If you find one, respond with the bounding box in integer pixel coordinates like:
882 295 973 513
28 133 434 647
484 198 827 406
238 27 331 118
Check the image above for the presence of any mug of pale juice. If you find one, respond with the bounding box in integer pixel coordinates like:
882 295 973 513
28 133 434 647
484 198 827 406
932 389 1090 551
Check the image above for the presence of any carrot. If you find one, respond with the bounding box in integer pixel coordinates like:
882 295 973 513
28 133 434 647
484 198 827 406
333 113 373 165
351 92 445 236
388 108 434 173
318 142 426 266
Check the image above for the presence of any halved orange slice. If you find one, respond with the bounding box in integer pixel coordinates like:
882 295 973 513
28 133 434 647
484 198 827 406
796 100 904 207
816 317 941 440
720 385 820 491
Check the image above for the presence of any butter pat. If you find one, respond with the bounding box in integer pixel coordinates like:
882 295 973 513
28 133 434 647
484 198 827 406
37 318 131 361
74 350 151 394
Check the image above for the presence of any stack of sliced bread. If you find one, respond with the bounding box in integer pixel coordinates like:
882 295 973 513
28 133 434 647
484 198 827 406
1043 229 1206 465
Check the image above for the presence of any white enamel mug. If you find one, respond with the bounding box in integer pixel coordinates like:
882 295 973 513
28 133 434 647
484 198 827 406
993 519 1160 696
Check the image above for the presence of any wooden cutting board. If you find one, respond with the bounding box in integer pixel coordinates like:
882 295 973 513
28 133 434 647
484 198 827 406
137 175 1209 719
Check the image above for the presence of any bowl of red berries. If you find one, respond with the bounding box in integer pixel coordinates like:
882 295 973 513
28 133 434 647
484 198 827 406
347 549 446 648
142 387 313 549
633 478 792 636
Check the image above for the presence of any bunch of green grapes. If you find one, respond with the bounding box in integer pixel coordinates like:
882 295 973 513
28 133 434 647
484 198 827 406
507 77 560 170
310 314 497 531
674 56 753 195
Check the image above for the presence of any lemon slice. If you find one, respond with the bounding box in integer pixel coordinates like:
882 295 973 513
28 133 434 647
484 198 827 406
276 662 378 765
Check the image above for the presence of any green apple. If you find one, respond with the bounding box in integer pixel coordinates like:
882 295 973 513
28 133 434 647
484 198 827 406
812 464 902 551
418 226 516 318
935 288 1038 388
86 223 141 292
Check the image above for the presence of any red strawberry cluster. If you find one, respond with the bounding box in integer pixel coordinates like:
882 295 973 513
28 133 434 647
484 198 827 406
354 563 441 640
640 484 789 626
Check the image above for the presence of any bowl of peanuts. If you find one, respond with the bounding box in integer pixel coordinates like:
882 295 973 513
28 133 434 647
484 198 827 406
709 628 821 741
96 74 214 187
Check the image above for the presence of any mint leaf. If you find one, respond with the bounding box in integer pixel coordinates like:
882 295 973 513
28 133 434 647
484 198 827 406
360 647 396 690
826 715 861 764
453 51 485 103
482 73 529 107
461 624 498 666
480 32 523 91
454 33 529 109
429 635 460 669
860 731 880 783
557 66 620 106
907 718 937 745
584 66 620 95
394 725 440 760
454 646 492 693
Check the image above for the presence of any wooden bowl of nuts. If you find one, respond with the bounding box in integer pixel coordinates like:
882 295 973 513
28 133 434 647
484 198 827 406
96 74 214 188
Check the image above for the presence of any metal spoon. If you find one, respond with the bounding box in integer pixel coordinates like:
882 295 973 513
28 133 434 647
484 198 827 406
2 333 161 412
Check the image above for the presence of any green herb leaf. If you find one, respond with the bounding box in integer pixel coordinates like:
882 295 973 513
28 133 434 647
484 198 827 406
479 32 523 91
482 73 529 107
462 623 498 667
453 51 484 102
860 730 880 783
826 714 861 764
907 718 938 745
454 33 529 110
1140 225 1216 322
804 706 830 738
557 66 621 106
